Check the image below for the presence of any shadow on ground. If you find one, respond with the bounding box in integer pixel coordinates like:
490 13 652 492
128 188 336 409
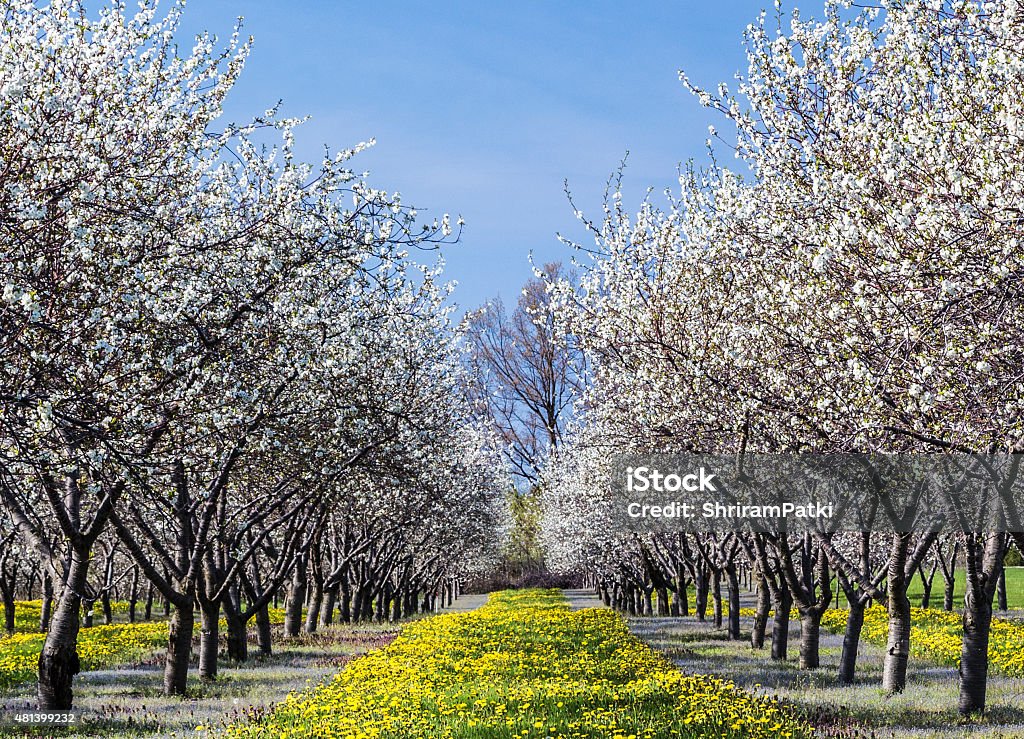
0 624 398 739
627 605 1024 739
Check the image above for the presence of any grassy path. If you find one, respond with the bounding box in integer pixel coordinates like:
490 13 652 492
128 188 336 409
221 589 811 738
562 589 606 611
437 592 490 613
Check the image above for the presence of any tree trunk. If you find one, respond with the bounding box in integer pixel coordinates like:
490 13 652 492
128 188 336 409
340 579 352 623
353 584 365 620
37 551 88 710
694 572 708 622
883 534 912 695
360 587 374 621
128 566 139 624
997 568 1007 612
304 579 323 634
726 566 741 640
164 602 194 696
957 532 1005 715
225 609 248 663
751 571 770 650
40 572 53 632
771 586 792 661
959 586 994 714
283 563 306 638
712 570 723 629
675 575 689 616
100 592 112 626
944 575 956 611
198 600 220 681
656 586 669 617
798 612 822 669
256 603 273 656
839 597 866 685
320 584 338 627
1 588 14 635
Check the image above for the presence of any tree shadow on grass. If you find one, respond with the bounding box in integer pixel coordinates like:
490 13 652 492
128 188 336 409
632 615 1024 738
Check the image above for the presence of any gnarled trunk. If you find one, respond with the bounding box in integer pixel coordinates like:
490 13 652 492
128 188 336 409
198 600 220 681
798 612 822 669
839 598 866 685
956 531 1006 715
959 587 993 715
37 551 88 710
883 534 912 695
39 572 54 632
770 586 792 661
256 603 273 656
726 565 741 640
164 602 194 696
751 570 770 650
320 584 339 627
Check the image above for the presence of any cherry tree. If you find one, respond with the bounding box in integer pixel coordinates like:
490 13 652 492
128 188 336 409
0 0 464 706
544 0 1024 714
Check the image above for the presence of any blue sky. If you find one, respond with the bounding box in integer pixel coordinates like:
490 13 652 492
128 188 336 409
177 1 777 312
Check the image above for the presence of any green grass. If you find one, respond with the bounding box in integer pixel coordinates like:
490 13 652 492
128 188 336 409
0 623 399 738
224 588 812 739
632 614 1024 738
902 567 1024 611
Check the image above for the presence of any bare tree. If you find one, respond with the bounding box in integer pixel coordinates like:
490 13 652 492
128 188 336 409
463 263 582 485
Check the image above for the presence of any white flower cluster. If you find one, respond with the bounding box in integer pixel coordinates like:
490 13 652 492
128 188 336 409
541 0 1024 571
0 0 500 597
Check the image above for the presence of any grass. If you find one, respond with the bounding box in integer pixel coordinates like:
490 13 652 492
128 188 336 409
0 623 170 692
4 581 1023 739
0 603 294 694
819 604 1024 678
631 608 1024 738
223 588 812 739
1 602 170 637
0 623 398 738
903 567 1024 611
